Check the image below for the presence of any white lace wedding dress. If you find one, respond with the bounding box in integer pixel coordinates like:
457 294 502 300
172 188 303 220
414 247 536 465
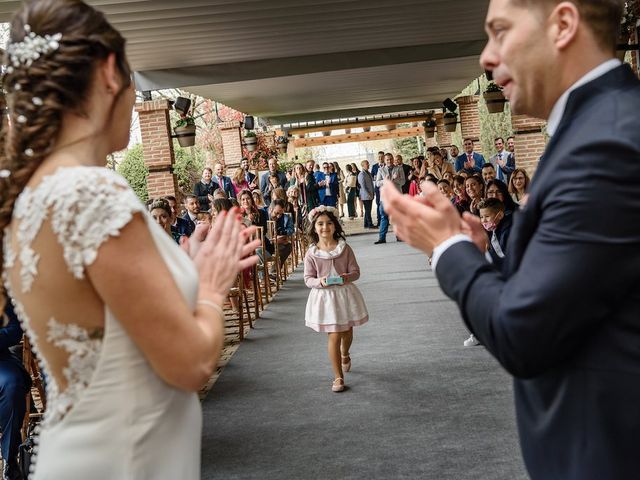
2 166 202 479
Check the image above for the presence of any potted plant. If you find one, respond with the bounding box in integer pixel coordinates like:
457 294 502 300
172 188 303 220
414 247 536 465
423 119 437 138
173 115 196 147
443 112 457 132
275 135 288 153
483 82 508 113
244 131 258 152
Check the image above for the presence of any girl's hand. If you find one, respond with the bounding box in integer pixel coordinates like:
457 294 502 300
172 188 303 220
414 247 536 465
320 277 328 287
340 273 350 284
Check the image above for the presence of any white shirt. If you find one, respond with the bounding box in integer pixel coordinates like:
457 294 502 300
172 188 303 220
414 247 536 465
432 58 621 272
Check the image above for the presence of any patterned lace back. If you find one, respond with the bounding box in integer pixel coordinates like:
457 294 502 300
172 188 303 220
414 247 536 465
2 166 145 427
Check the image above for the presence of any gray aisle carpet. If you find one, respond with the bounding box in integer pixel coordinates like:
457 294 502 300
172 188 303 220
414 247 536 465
201 234 528 480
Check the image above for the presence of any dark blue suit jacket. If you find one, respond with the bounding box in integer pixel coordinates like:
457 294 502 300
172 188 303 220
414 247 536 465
316 173 339 205
454 152 485 174
214 175 235 199
436 65 640 480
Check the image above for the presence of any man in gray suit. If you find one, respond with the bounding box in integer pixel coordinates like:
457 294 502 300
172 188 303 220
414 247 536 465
489 137 516 183
358 160 375 229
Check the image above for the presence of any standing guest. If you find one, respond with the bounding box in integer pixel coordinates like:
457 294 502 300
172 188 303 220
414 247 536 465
374 153 404 244
481 163 497 184
0 2 260 478
164 195 191 241
358 160 375 229
332 162 346 218
260 158 287 206
465 175 485 215
350 163 364 218
508 168 530 204
449 145 460 167
0 299 31 480
486 179 518 214
150 198 182 244
317 162 339 207
409 157 423 185
181 194 200 236
263 173 281 207
303 206 368 393
454 138 485 174
231 167 251 197
490 137 516 183
382 0 640 477
240 157 257 190
290 162 319 216
397 155 412 194
343 164 357 219
370 151 385 226
193 166 219 212
428 151 455 180
506 136 516 167
213 163 235 199
440 147 450 165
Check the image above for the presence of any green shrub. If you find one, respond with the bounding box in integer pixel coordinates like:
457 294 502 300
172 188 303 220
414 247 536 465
117 144 148 202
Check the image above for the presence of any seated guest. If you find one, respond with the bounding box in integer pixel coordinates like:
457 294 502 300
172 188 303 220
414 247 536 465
193 167 219 212
452 175 470 214
261 158 287 206
486 179 518 214
252 190 269 217
181 194 199 236
212 188 227 200
164 195 191 241
508 168 531 204
437 179 456 204
465 175 485 215
239 189 268 229
442 171 454 185
196 212 212 230
479 198 513 271
0 298 32 480
268 199 295 266
481 163 497 184
150 198 182 243
211 198 233 220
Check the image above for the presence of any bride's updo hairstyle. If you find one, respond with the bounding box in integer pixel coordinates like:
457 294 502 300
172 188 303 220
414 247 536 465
0 0 131 296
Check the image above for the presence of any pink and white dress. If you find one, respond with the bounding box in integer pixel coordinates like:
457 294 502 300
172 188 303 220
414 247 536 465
303 240 369 333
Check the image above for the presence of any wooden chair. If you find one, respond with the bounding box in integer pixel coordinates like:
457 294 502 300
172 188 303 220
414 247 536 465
254 227 273 303
22 336 46 441
266 220 284 287
226 273 252 341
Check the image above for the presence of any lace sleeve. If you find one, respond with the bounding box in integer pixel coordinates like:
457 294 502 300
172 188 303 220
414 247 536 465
49 167 147 279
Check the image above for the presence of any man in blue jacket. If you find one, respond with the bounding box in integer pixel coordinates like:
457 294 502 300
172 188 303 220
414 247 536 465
0 299 31 480
382 1 640 478
455 138 485 174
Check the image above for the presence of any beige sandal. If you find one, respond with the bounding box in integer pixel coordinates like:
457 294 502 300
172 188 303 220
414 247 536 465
332 377 345 392
341 355 351 373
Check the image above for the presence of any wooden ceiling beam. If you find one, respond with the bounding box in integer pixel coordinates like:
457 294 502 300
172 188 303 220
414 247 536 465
292 126 426 148
287 115 431 136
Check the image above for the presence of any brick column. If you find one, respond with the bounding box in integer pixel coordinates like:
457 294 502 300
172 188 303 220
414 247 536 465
456 95 482 154
135 100 178 199
434 112 453 147
630 29 639 77
220 121 243 169
511 115 547 177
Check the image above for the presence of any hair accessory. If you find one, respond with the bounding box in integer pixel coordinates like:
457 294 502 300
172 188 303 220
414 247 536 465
14 84 21 91
0 169 10 178
32 97 43 106
6 25 62 68
24 148 34 157
308 205 338 221
16 115 27 124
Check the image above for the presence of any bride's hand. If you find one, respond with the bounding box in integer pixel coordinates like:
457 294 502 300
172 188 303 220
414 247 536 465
192 209 261 299
180 223 210 258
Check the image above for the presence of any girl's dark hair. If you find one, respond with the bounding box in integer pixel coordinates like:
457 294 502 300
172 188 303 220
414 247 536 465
486 179 517 212
306 210 346 244
0 0 131 298
212 198 233 214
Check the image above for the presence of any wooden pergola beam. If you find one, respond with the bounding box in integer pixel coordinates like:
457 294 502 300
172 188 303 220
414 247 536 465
287 115 430 136
293 126 426 148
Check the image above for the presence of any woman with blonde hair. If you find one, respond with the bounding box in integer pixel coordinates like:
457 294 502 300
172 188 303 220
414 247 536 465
232 166 251 197
0 1 259 477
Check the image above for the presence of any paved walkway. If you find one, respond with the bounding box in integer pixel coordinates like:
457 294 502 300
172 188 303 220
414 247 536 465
201 233 527 480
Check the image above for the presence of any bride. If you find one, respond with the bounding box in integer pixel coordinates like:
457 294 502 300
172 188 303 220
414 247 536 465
0 0 259 478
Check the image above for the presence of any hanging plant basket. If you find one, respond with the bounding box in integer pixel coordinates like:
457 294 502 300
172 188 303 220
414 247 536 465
244 134 258 152
423 120 436 138
174 125 196 147
443 114 457 132
483 89 508 114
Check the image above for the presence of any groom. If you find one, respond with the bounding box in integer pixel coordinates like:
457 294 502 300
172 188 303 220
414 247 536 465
383 1 640 479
